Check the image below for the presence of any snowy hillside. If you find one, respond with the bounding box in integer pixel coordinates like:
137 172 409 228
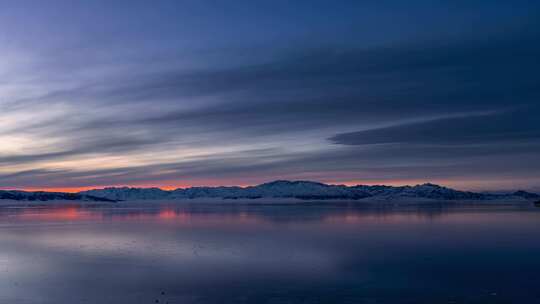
2 181 537 202
79 180 540 202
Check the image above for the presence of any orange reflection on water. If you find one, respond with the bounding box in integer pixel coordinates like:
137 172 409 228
15 206 104 221
3 206 266 226
157 209 190 221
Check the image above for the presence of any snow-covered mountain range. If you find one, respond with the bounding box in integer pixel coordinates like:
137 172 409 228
78 180 540 202
1 180 538 202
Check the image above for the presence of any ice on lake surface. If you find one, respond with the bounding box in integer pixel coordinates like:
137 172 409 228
1 202 540 303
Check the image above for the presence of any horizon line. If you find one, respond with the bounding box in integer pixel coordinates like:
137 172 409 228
1 179 537 194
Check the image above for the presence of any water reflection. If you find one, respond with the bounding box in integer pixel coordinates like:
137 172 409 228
2 203 535 224
1 203 539 303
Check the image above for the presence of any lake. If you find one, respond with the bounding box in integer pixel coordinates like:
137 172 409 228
1 203 539 303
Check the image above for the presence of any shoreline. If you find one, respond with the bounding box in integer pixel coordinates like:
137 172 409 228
0 197 537 208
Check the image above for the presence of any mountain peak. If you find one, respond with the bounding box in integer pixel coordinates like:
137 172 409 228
416 183 445 188
512 190 540 199
258 180 328 187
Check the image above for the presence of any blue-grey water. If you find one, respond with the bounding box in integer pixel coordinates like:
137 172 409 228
1 203 539 304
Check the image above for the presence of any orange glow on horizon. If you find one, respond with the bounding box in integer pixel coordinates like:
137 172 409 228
9 180 256 193
15 186 107 193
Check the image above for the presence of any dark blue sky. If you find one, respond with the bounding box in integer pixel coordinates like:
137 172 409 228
1 0 539 191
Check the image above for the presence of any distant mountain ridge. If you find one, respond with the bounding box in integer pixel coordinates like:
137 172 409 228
0 190 116 202
77 180 540 202
2 181 538 202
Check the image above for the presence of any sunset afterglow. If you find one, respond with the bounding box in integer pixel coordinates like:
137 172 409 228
1 1 539 192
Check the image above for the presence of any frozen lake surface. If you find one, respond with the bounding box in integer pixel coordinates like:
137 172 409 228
1 202 540 303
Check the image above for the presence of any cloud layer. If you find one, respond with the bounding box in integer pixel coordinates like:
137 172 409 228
1 1 539 191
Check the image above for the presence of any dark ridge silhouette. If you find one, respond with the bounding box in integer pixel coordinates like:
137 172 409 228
0 190 116 202
2 181 538 202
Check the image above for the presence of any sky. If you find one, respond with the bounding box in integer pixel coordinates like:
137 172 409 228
1 0 539 192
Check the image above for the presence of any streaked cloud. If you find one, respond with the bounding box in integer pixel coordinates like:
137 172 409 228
1 1 539 191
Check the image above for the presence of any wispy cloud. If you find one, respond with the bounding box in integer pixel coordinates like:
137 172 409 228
1 1 539 191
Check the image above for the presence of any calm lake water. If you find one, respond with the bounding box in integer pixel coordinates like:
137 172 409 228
1 203 539 304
